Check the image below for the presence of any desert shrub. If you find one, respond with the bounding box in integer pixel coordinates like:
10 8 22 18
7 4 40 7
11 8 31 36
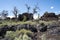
18 29 33 34
5 31 17 40
14 34 31 40
14 35 23 40
23 34 31 40
5 29 33 40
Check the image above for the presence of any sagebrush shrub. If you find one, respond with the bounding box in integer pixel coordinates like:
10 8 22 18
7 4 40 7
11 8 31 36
5 29 33 40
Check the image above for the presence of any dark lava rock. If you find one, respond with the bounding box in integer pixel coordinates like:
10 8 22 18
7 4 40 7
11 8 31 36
0 25 17 38
16 24 28 30
9 25 17 31
39 26 47 32
47 27 60 35
0 25 9 38
47 24 59 29
29 25 37 32
16 24 37 33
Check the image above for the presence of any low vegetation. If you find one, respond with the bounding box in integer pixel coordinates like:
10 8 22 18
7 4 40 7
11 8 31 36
5 29 33 40
0 20 58 27
0 19 58 27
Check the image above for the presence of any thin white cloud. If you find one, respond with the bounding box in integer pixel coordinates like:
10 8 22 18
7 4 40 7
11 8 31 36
58 11 60 13
50 6 54 9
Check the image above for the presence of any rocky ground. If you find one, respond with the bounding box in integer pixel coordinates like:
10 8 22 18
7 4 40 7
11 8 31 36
0 22 60 40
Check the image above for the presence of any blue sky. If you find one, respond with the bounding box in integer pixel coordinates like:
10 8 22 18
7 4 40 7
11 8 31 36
0 0 60 16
